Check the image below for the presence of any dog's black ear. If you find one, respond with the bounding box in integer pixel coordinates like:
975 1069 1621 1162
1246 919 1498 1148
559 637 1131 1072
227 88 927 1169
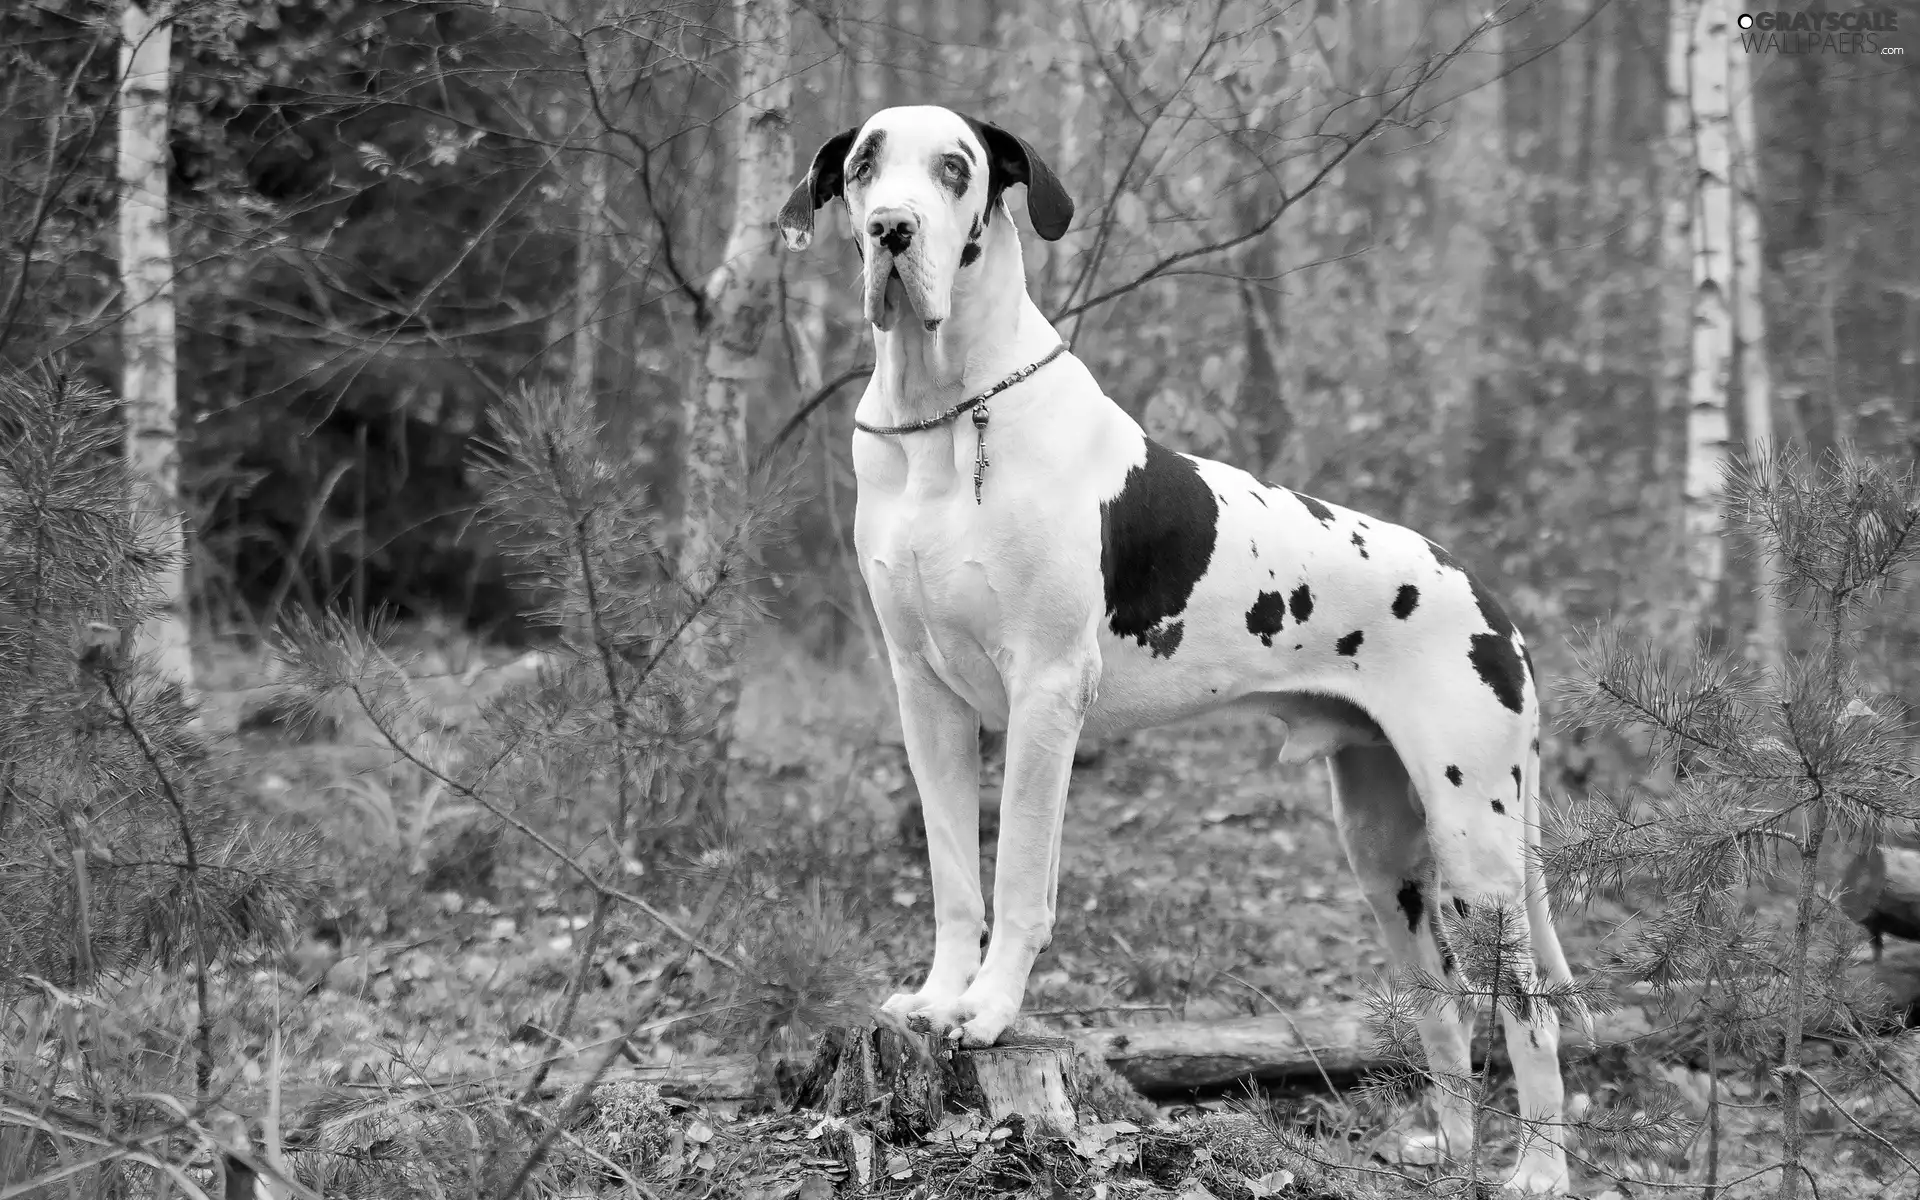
968 119 1074 241
779 127 859 252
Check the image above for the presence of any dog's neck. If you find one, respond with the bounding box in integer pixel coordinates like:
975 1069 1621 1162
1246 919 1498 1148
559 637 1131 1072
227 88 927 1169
861 204 1061 428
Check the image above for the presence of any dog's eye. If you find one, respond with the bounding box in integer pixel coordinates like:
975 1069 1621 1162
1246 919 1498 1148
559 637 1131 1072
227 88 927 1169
849 159 872 183
941 157 968 185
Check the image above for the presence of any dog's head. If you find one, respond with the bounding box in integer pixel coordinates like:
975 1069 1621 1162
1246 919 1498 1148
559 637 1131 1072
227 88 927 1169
778 106 1073 332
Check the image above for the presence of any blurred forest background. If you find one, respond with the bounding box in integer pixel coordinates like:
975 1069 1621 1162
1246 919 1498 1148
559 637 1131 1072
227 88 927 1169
4 0 1914 697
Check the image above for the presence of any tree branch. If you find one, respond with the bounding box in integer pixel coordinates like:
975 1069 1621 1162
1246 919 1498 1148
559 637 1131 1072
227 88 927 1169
754 363 873 472
1051 9 1487 324
0 28 112 357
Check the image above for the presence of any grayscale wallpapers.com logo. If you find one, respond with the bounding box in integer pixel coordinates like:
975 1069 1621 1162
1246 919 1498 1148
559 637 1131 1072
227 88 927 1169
1736 8 1906 52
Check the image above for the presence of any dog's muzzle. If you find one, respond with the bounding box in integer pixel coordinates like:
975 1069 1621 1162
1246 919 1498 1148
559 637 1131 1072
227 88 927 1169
862 205 947 332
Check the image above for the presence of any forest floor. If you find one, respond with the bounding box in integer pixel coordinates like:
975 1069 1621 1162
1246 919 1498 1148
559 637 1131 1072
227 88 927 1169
104 628 1910 1199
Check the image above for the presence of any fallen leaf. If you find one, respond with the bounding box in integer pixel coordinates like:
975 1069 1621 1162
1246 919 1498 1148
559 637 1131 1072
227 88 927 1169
852 1129 873 1185
1248 1167 1295 1197
797 1175 834 1200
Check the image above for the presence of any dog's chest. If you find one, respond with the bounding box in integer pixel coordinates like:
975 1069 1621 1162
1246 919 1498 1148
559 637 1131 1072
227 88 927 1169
856 490 1013 714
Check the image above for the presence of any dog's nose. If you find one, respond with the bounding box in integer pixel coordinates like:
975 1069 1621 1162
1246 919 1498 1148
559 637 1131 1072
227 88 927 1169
867 209 916 256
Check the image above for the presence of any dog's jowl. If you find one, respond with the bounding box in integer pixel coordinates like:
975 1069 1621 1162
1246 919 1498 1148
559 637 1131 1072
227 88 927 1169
780 104 1576 1195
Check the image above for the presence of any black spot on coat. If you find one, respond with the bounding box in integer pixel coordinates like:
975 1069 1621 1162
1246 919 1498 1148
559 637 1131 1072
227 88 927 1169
1335 630 1364 657
1469 632 1527 713
1293 491 1336 525
1350 532 1369 558
1392 585 1420 619
1246 592 1287 647
960 241 982 267
1425 537 1463 572
1288 584 1314 624
1445 765 1463 786
1143 620 1185 659
1511 765 1523 791
1491 799 1507 814
1100 439 1218 655
1468 573 1515 639
1397 881 1424 933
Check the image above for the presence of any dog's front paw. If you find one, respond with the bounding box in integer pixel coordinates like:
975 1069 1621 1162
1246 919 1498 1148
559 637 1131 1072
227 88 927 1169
938 981 1020 1047
881 988 956 1019
878 986 1018 1046
955 1002 1019 1047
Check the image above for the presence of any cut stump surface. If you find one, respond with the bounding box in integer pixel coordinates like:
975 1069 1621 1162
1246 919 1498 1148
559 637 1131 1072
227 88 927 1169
794 1017 1153 1141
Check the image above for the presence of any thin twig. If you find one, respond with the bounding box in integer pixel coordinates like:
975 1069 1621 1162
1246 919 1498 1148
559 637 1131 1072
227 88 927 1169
754 363 873 472
497 873 729 1199
1784 1066 1920 1181
1219 971 1343 1101
96 668 216 1100
0 29 110 355
1026 1003 1175 1018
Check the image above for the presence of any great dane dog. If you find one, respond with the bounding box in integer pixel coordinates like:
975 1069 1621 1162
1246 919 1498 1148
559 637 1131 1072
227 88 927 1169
778 105 1575 1194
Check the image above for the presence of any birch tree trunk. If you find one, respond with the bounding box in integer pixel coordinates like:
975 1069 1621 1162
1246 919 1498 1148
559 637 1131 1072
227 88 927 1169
118 0 193 688
675 0 793 828
1682 0 1734 634
1727 31 1782 675
1655 0 1696 569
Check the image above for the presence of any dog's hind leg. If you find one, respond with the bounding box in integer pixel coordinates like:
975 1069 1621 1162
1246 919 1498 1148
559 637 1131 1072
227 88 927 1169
1328 745 1475 1165
881 658 987 1018
1401 727 1571 1196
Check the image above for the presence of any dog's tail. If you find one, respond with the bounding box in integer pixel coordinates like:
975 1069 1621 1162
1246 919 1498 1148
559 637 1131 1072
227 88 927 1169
1523 710 1574 992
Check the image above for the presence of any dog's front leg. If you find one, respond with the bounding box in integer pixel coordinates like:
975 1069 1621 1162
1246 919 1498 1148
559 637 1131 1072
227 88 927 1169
948 658 1094 1047
881 659 986 1019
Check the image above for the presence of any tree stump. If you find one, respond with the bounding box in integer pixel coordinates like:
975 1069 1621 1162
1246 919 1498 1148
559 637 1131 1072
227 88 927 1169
963 1034 1079 1133
794 1018 1145 1142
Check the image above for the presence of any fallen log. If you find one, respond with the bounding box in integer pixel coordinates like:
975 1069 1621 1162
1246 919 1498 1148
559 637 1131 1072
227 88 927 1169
1080 947 1920 1095
1072 1005 1658 1095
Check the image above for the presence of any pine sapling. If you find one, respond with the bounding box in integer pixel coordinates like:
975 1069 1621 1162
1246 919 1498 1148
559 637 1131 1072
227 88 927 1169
1548 445 1919 1199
